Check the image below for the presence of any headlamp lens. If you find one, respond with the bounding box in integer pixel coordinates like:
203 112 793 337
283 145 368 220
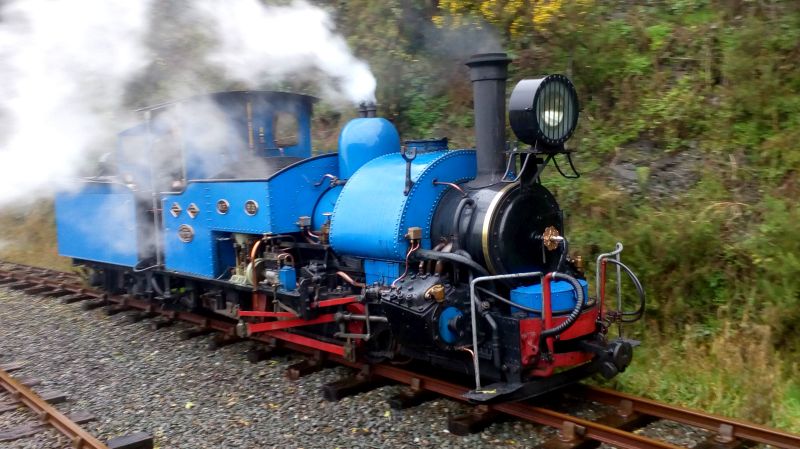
509 74 579 147
542 109 564 127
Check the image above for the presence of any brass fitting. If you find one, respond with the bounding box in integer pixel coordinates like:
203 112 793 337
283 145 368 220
406 226 422 241
296 216 311 228
425 284 446 302
542 226 561 251
319 212 332 245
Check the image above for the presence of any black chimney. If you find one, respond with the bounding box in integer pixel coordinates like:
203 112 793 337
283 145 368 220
465 53 511 181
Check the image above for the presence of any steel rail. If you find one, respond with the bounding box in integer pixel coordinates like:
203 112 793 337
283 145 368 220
577 385 800 449
2 261 800 449
0 368 109 449
365 364 682 449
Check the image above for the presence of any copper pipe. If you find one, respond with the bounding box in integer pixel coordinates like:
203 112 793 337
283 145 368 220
336 271 366 289
422 241 447 273
391 242 420 288
433 180 467 196
434 241 454 275
277 252 295 267
249 239 264 287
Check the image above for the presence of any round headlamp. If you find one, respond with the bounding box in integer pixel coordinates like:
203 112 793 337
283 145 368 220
508 75 579 147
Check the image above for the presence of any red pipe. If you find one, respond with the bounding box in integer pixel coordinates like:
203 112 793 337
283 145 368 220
542 272 555 354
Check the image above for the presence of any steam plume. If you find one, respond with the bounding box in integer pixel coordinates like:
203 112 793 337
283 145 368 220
0 0 376 209
0 0 153 208
199 0 377 104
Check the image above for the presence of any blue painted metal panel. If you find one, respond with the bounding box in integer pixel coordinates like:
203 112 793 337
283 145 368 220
363 259 402 285
55 183 139 267
312 185 342 230
162 154 339 278
163 181 274 277
330 150 476 261
337 118 400 179
265 154 339 233
510 279 589 316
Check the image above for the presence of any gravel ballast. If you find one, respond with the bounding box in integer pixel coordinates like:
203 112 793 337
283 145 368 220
1 287 705 448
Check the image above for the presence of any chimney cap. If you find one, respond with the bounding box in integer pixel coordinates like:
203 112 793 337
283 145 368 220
465 53 511 82
465 52 511 67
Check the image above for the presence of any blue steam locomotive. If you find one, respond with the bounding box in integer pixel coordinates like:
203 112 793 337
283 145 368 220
54 53 644 401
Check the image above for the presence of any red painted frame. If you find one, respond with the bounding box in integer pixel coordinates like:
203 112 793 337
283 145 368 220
519 273 599 376
238 296 360 357
246 314 336 334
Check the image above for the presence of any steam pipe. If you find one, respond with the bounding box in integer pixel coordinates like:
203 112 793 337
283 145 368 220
336 271 366 289
465 53 511 181
144 109 164 268
357 102 377 118
365 102 377 118
451 197 475 250
482 312 502 370
415 248 490 278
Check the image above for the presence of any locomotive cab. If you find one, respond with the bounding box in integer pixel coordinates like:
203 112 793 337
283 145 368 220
118 90 317 189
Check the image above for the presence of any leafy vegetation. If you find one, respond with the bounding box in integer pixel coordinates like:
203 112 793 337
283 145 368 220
328 0 800 429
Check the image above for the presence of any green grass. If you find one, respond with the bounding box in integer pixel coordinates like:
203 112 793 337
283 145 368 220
608 324 800 432
0 203 73 272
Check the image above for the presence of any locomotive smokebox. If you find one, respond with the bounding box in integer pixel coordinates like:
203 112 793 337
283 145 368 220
466 53 511 181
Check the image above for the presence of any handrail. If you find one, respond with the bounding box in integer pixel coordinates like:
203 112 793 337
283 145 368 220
469 271 542 389
596 242 623 335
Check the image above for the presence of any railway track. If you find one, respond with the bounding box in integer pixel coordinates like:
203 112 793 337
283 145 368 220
1 261 798 449
0 361 151 448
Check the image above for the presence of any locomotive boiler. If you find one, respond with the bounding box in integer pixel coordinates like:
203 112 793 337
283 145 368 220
54 53 644 402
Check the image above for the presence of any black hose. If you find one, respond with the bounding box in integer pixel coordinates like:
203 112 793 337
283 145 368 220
540 272 584 339
602 258 646 322
454 249 471 259
415 248 491 278
453 249 473 285
482 312 502 370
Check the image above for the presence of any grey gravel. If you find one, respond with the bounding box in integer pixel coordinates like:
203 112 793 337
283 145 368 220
1 287 713 448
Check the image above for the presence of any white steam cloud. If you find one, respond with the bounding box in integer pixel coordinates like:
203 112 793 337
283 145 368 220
0 0 376 209
0 0 153 207
200 0 377 103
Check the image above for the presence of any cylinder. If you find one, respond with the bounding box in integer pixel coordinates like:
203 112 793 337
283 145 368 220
465 53 511 182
